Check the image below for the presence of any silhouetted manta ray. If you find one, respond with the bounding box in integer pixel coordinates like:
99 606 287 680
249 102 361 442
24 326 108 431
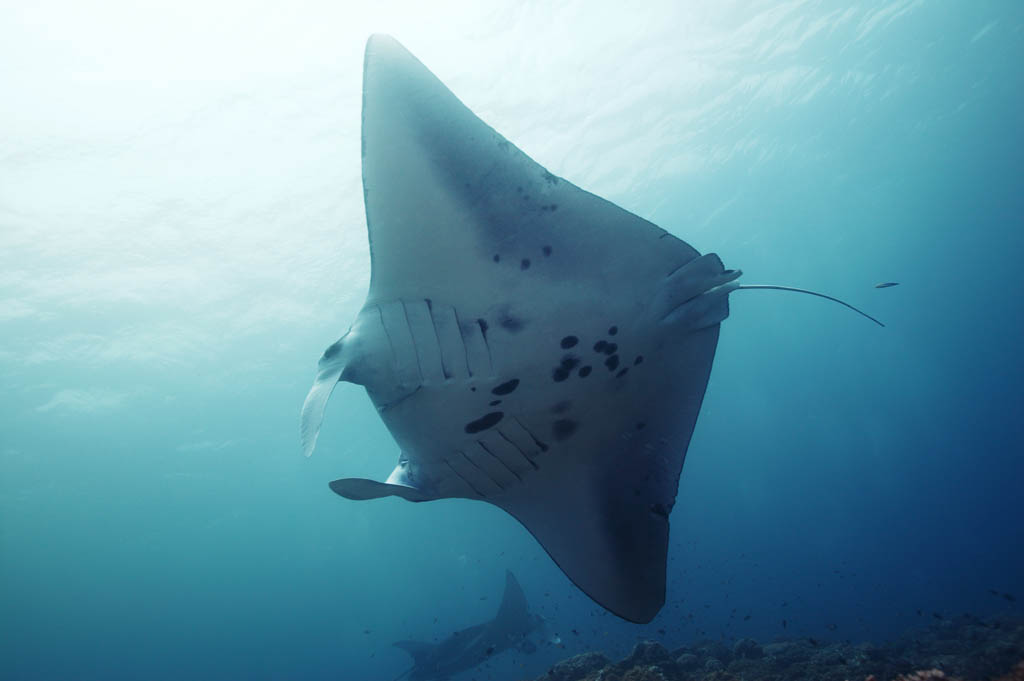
301 35 882 623
392 572 543 681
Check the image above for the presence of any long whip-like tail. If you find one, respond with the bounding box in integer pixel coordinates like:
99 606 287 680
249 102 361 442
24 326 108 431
736 285 885 327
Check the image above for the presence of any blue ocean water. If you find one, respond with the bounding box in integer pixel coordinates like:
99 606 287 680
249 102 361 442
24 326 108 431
2 1 1022 680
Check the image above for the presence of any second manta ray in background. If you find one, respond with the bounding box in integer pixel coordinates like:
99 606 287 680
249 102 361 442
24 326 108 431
393 572 546 681
301 35 883 623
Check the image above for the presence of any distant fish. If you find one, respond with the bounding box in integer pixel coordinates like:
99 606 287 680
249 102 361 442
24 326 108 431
1004 592 1017 603
875 282 900 288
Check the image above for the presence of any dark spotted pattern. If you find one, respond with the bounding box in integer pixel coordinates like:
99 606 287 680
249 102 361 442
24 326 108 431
560 335 578 349
552 354 581 382
578 366 592 378
491 379 520 396
552 418 578 441
521 259 531 270
616 368 629 378
605 355 620 371
602 342 618 356
593 340 608 353
489 400 501 406
634 355 644 365
542 245 552 256
493 254 500 263
464 412 504 434
608 326 618 336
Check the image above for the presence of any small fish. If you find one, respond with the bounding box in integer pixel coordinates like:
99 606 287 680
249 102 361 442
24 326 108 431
875 282 899 288
782 619 788 629
743 614 751 621
808 638 819 647
1004 592 1017 602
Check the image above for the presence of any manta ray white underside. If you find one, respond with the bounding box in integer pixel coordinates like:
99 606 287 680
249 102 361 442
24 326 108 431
301 34 748 623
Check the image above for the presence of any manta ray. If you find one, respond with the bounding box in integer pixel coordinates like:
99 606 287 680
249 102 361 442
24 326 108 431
393 571 544 681
301 35 881 623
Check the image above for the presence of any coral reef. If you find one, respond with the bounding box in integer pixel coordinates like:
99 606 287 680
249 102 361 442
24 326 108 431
531 615 1024 681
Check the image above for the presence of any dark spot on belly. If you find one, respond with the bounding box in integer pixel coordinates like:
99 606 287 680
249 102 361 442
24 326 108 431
499 314 525 333
608 325 618 336
553 354 580 382
602 342 617 356
550 401 571 414
491 379 520 396
578 366 592 378
489 400 501 406
542 245 552 256
616 368 629 378
634 355 644 365
636 422 646 430
593 340 608 353
605 355 620 371
560 335 578 349
521 258 531 270
552 419 578 441
493 254 500 263
465 412 504 434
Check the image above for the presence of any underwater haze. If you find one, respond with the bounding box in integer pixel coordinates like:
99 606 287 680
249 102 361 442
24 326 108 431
2 1 1022 680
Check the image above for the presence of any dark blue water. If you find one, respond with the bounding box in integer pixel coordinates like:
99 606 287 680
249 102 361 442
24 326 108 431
2 2 1021 680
